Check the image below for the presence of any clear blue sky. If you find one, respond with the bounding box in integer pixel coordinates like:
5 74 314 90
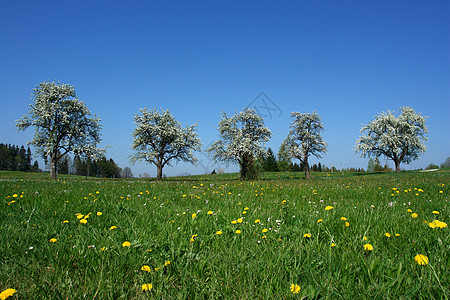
1 0 449 176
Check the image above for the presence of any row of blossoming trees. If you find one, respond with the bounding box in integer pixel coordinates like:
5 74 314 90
17 81 428 180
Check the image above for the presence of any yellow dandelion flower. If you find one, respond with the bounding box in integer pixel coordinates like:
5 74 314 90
395 233 400 237
109 226 117 230
12 194 18 198
407 209 413 213
216 230 223 235
191 213 197 219
325 206 333 211
231 220 237 224
63 220 69 223
207 211 213 215
363 236 368 240
385 233 391 238
244 207 249 211
80 219 87 224
411 213 418 218
364 244 373 251
141 283 152 291
429 220 447 228
235 229 242 234
0 288 17 300
141 265 152 272
340 217 347 221
122 241 131 247
190 234 198 242
96 212 102 216
432 211 439 215
49 238 57 243
290 284 301 294
414 254 429 265
439 190 443 194
242 211 247 214
237 218 243 223
254 219 261 224
164 260 171 266
344 222 350 227
317 219 323 223
262 228 268 233
77 214 84 219
436 220 447 228
303 233 311 238
331 243 336 247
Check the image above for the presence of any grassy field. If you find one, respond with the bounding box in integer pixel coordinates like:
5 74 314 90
0 170 448 299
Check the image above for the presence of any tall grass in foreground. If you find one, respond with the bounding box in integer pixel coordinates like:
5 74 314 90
0 171 448 299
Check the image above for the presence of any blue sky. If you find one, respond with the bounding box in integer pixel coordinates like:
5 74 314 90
1 0 449 177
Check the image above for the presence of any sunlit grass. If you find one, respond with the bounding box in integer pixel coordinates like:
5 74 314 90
0 170 448 298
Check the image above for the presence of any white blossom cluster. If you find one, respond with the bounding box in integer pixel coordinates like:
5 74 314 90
354 106 428 171
280 111 327 177
16 81 103 177
206 108 272 173
130 107 201 179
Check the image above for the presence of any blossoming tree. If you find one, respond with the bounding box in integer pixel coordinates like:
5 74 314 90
16 81 103 179
207 108 272 180
355 106 428 172
280 111 327 179
130 107 201 180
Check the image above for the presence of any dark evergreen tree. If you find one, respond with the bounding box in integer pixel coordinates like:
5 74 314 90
57 155 70 174
26 147 32 171
31 160 41 172
0 143 32 171
264 148 278 172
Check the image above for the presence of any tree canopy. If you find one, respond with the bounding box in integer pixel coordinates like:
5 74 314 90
207 108 272 180
16 81 103 179
280 111 327 179
130 107 201 180
355 106 428 172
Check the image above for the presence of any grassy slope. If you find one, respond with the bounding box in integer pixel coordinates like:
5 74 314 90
0 170 448 299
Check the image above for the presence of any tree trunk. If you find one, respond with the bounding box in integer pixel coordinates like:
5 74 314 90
240 163 246 180
50 151 58 179
156 164 163 180
394 160 401 172
304 156 311 179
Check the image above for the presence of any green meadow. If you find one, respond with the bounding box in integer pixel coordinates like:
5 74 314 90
1 170 448 299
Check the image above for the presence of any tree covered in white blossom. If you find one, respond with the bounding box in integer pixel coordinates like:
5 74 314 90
207 108 272 180
16 81 103 179
355 106 428 172
130 107 201 180
280 111 327 179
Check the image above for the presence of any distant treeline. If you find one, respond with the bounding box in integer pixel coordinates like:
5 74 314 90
258 147 367 174
0 143 40 172
57 155 122 178
1 142 124 178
